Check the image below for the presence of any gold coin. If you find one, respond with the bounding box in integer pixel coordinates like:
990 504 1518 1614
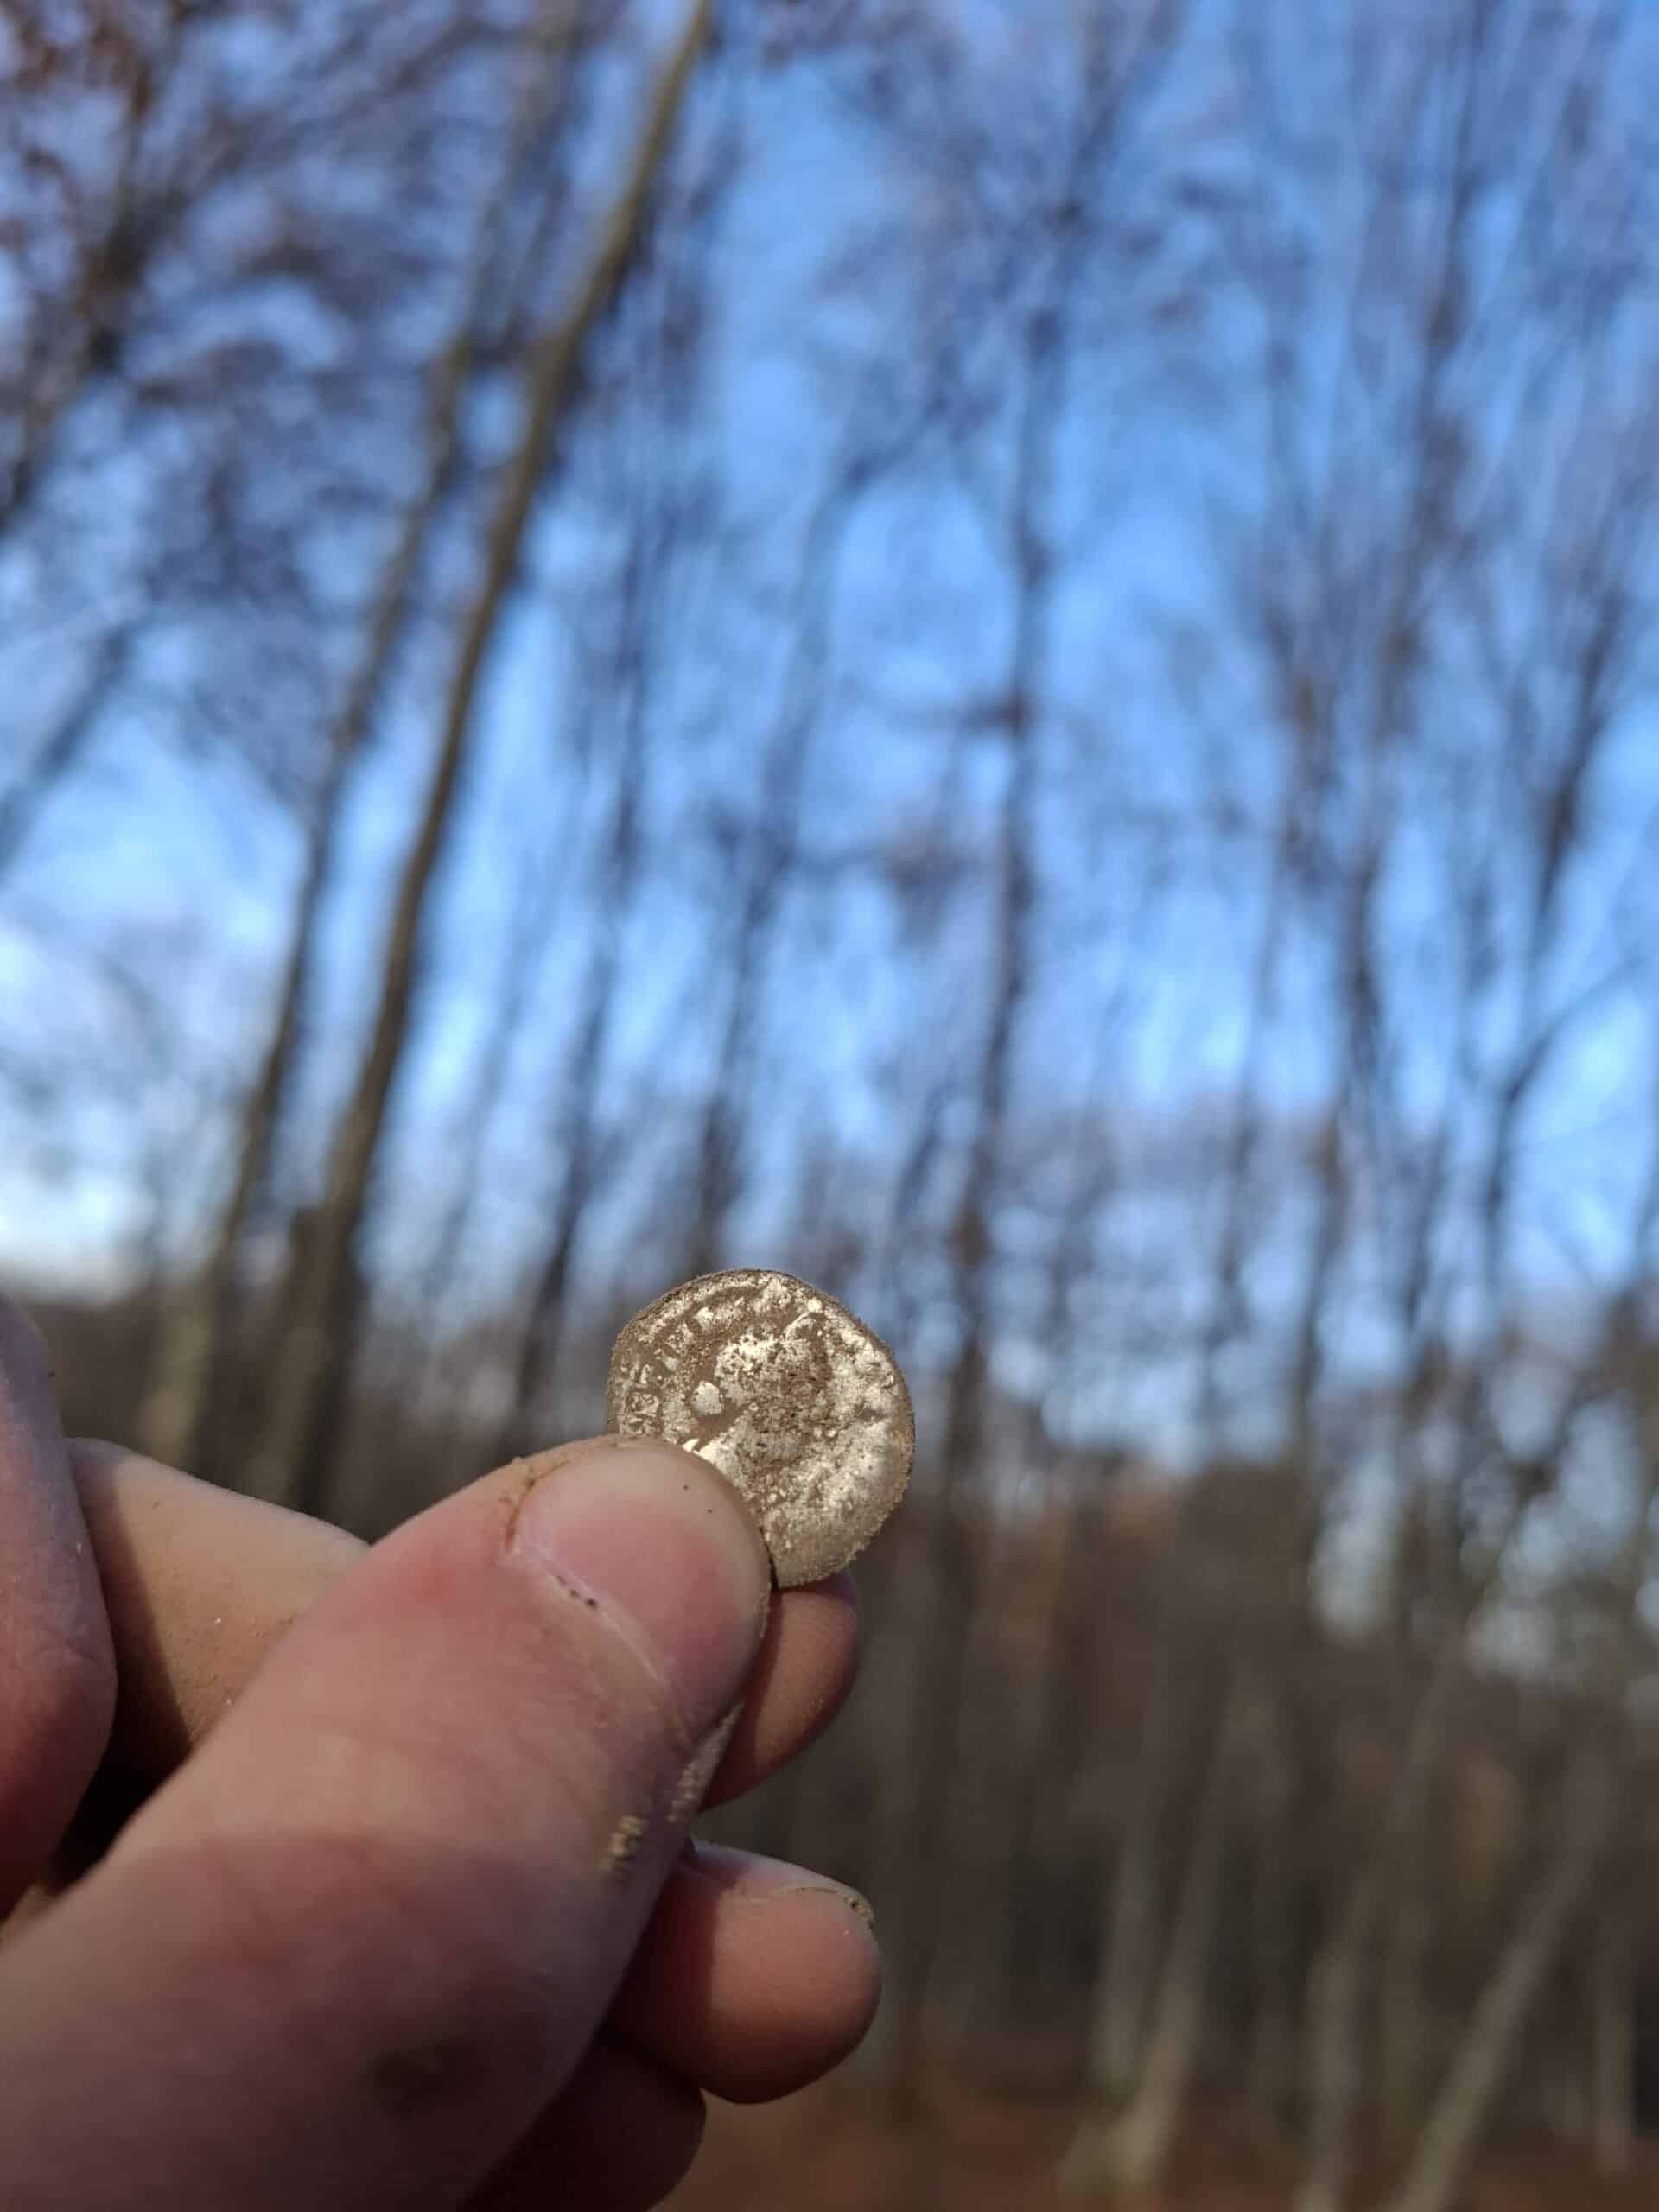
607 1268 913 1587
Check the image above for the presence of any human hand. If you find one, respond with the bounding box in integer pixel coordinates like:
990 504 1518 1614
0 1297 880 2209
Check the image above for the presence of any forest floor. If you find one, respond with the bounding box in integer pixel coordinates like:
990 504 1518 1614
669 2078 1659 2210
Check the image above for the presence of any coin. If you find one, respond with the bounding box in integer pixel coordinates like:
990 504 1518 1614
607 1268 913 1587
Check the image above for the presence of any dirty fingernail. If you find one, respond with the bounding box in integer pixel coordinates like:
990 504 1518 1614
687 1840 875 1923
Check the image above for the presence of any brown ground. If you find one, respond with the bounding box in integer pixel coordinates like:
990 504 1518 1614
669 2081 1659 2211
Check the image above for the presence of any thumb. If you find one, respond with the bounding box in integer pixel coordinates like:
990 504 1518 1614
0 1437 771 2212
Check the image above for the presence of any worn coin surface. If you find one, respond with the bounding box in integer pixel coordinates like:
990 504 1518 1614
607 1268 913 1587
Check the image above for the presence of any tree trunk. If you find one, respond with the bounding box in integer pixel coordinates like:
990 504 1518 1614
1084 1642 1175 2117
1062 1682 1250 2200
874 315 1054 2124
1376 1761 1612 2212
988 1489 1083 2031
1298 1870 1375 2212
498 46 739 1457
1540 2034 1587 2147
1380 1833 1433 2145
138 0 582 1482
493 548 657 1464
244 0 715 1515
1295 1580 1501 2212
393 849 571 1467
678 467 855 1281
1249 1694 1297 2139
1376 1326 1659 2212
861 6 1192 2102
1592 1897 1635 2179
138 655 383 1479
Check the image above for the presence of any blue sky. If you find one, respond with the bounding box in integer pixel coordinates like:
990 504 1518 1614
5 0 1659 1563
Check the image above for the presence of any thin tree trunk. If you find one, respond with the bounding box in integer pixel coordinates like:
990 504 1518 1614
676 366 935 1284
354 832 571 1520
1300 1874 1376 2212
1375 1306 1659 2212
1078 524 1305 2158
983 1489 1077 2031
873 35 1193 2099
492 537 658 1464
1376 1760 1614 2212
1300 987 1618 2212
875 307 1056 2122
1541 2039 1586 2146
244 0 714 1515
1249 1694 1297 2139
1296 1647 1470 2212
678 471 855 1281
991 1111 1123 2038
1062 1682 1252 2199
1294 649 1607 2212
1071 862 1318 2177
838 1082 956 2107
497 54 739 1456
137 0 583 1482
138 534 419 1478
1591 1898 1635 2179
1380 1853 1433 2148
1084 1643 1176 2117
866 30 1195 2092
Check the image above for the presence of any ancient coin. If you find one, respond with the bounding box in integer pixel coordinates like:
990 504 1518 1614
607 1268 913 1587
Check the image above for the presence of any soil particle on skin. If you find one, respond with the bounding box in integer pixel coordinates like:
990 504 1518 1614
604 1812 649 1878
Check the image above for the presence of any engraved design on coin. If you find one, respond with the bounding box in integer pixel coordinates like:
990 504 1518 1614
607 1268 913 1588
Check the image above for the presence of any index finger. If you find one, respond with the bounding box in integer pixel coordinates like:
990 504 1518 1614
57 1441 858 1808
0 1299 116 1913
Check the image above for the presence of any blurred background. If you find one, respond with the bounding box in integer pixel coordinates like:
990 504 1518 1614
7 1 1659 2204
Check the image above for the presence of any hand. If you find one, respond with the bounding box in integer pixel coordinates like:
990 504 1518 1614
0 1297 880 2209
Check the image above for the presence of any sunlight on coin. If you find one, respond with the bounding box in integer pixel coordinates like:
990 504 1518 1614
607 1268 914 1587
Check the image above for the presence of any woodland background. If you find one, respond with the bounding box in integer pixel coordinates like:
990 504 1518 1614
8 3 1659 2207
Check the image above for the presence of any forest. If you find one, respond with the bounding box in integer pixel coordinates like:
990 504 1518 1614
6 3 1659 2206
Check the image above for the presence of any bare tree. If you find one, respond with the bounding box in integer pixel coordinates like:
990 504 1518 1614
1065 1680 1254 2197
492 68 760 1454
872 9 1198 2132
245 0 716 1515
876 302 1062 2126
1376 1340 1659 2212
1589 1891 1636 2179
136 0 585 1480
678 431 882 1282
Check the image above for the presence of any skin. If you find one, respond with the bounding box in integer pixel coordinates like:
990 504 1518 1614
0 1295 880 2209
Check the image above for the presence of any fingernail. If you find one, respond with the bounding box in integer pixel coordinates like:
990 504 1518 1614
509 1440 770 1745
687 1840 876 1925
671 1700 745 1826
